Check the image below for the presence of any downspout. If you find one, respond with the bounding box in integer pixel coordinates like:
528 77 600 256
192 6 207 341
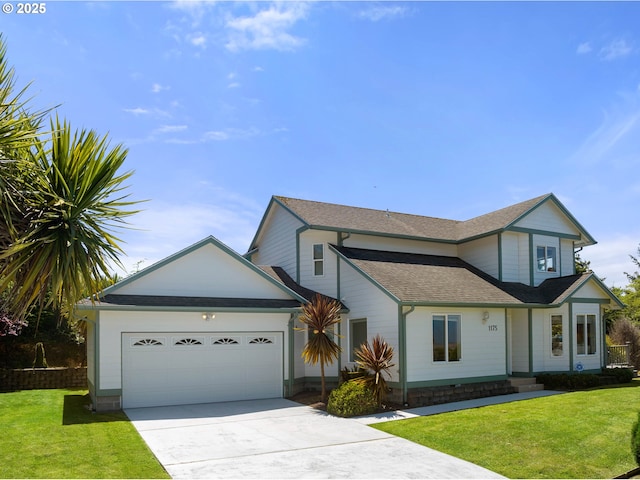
288 313 295 397
400 304 415 405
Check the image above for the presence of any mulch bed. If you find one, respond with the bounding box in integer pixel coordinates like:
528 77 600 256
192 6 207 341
287 390 404 413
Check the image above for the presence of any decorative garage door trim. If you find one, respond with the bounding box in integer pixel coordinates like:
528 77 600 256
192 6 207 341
122 331 284 408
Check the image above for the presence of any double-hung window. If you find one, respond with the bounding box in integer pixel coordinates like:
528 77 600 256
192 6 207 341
313 244 324 276
537 246 557 272
433 314 461 362
576 314 597 355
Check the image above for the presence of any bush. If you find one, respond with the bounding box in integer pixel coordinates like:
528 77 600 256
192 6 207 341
536 373 600 390
601 368 635 384
327 380 377 417
632 411 640 467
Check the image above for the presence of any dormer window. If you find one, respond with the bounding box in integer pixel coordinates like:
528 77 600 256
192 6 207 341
537 246 556 272
313 243 324 276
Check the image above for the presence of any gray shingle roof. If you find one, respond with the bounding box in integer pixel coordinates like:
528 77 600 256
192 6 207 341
333 245 589 306
95 294 301 309
275 194 551 242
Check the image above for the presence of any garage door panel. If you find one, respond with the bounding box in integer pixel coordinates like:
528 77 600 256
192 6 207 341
122 331 283 408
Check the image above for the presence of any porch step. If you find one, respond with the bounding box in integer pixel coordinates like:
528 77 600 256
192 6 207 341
509 377 545 393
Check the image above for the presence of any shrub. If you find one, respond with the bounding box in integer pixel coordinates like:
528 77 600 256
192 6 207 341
632 411 640 467
536 373 600 390
601 368 635 383
327 380 377 417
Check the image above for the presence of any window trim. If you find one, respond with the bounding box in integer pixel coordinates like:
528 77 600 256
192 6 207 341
312 243 324 277
432 313 462 363
576 313 597 356
349 318 367 362
550 314 563 357
536 245 557 273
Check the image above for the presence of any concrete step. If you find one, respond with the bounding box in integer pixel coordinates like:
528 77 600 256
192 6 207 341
515 383 545 393
508 377 545 393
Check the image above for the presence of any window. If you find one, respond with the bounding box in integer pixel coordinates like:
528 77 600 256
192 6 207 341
551 315 563 356
349 319 367 362
537 246 557 272
433 314 461 362
576 314 597 355
313 243 324 276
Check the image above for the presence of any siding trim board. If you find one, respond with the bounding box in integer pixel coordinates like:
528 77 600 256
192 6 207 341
508 226 581 240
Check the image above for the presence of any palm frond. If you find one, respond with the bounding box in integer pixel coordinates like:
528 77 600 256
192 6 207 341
353 334 395 406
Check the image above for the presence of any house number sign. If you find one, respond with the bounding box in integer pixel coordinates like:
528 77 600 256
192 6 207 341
488 324 498 332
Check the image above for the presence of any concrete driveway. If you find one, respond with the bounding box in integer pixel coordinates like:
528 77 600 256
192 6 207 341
126 398 504 479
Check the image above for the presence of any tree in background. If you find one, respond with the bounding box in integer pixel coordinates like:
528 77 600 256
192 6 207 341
0 35 139 335
297 294 342 402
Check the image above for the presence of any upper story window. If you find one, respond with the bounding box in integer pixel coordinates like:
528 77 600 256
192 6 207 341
537 246 557 272
313 243 324 276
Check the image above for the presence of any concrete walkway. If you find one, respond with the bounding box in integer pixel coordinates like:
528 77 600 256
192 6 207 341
356 389 564 425
126 397 516 479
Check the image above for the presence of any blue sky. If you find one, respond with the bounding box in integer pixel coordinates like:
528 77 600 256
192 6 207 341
3 1 640 287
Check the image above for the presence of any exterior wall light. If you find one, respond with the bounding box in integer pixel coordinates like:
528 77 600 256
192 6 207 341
202 313 215 321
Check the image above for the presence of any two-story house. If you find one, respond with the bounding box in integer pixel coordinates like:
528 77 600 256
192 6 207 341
80 193 622 411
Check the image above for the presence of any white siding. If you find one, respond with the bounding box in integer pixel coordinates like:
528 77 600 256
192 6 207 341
573 280 609 299
298 230 339 298
513 201 581 236
252 204 302 279
501 232 518 282
338 259 400 382
344 234 458 257
510 309 529 374
406 308 506 383
86 321 95 387
113 242 291 299
560 239 575 276
97 310 291 390
459 235 499 279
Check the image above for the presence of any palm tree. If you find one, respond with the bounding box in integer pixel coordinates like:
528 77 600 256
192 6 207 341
353 334 395 407
0 36 139 324
0 116 139 322
297 294 342 402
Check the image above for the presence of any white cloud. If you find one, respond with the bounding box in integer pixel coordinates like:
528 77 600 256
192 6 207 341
123 107 171 118
154 125 188 134
576 42 592 55
203 127 260 141
358 5 407 22
225 3 309 52
189 32 207 47
583 233 640 288
599 39 633 61
113 193 263 277
151 83 170 93
228 82 241 89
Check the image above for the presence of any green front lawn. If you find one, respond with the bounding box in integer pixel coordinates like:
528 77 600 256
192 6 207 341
374 380 640 479
0 389 169 479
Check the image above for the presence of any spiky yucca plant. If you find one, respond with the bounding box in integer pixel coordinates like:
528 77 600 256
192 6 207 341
297 294 342 402
354 334 395 407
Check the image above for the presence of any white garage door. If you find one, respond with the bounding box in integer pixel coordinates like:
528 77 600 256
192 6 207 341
122 332 283 408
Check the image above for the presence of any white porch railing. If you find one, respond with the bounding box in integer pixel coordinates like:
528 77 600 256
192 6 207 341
607 343 631 367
